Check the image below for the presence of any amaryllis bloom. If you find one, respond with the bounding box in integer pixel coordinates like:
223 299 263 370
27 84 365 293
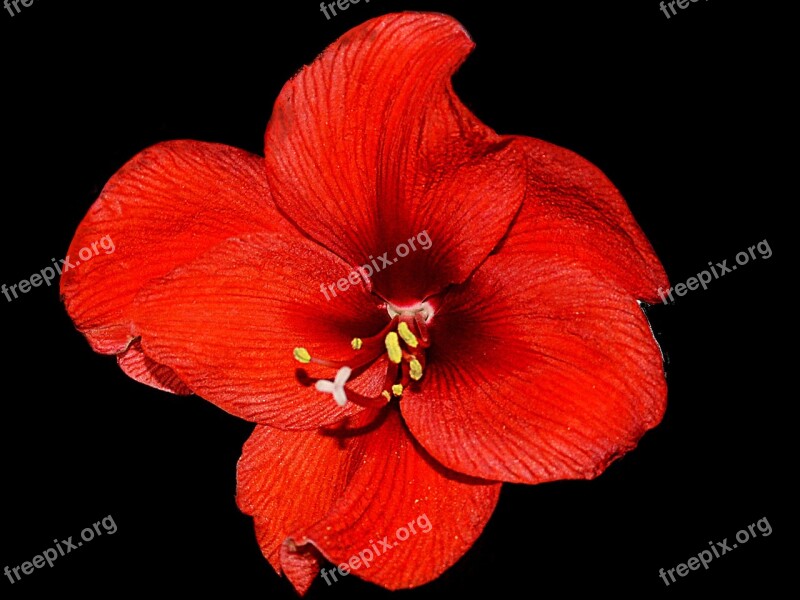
61 12 668 594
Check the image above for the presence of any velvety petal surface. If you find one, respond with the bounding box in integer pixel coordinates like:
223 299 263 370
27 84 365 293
401 253 667 484
61 141 282 391
130 232 389 428
236 409 500 594
264 12 525 304
506 136 668 301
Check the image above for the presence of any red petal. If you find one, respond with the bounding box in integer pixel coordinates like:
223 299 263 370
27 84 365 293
117 340 192 395
237 410 500 594
507 136 668 301
401 253 667 483
61 141 281 391
130 232 388 428
236 423 357 593
264 13 524 303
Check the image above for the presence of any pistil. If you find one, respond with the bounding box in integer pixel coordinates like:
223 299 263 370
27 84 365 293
294 302 432 408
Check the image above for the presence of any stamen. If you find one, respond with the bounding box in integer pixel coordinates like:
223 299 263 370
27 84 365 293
293 347 311 364
315 366 352 407
409 358 423 381
397 322 418 348
385 332 402 364
295 303 431 412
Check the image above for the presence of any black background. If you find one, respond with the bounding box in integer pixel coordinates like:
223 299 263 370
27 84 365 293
1 0 788 596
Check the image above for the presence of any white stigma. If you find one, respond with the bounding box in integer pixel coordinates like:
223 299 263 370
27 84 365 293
315 366 352 407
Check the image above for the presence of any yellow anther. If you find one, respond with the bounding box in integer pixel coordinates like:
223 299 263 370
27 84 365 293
293 347 311 364
351 337 363 350
382 390 391 401
397 322 418 348
409 358 423 381
385 332 402 364
391 384 404 396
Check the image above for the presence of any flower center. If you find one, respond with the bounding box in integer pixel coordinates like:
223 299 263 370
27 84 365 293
293 302 432 408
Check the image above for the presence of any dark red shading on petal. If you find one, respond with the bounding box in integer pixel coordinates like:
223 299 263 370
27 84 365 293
117 339 192 395
60 141 281 360
131 232 389 428
505 136 668 302
401 253 667 484
375 149 524 305
237 410 500 595
265 12 524 304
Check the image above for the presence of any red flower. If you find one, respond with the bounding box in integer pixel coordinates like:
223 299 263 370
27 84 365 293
61 12 668 594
